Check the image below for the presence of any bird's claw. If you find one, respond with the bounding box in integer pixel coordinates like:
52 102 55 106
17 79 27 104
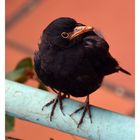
70 95 92 128
42 92 65 121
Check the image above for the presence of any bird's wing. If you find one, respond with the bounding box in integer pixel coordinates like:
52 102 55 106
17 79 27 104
83 35 131 75
83 35 109 51
83 34 110 68
83 35 120 75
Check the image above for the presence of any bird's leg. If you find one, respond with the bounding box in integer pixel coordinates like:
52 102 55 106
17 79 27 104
70 95 92 128
62 92 70 98
42 91 65 121
51 88 70 99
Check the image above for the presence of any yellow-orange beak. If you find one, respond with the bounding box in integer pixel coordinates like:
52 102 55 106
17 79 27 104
69 25 93 40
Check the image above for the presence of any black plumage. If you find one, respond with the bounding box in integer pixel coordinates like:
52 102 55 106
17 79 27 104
34 17 130 127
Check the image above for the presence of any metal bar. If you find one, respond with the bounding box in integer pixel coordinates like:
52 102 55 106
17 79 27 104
5 80 134 140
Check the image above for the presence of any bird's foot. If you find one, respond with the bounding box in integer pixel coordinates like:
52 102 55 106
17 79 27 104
70 95 92 128
42 92 65 121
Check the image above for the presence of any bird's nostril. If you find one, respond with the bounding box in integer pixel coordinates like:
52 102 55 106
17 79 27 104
74 28 80 31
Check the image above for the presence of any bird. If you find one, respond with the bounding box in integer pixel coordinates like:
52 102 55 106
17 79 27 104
34 17 131 127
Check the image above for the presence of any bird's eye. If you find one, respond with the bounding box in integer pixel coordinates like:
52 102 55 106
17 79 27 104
61 32 69 39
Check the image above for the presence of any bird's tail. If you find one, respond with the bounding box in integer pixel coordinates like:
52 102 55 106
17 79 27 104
116 66 131 75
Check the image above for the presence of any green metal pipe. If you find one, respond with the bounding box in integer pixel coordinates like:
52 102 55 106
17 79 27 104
5 80 134 140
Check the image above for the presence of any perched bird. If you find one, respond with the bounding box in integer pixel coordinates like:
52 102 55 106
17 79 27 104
34 17 131 127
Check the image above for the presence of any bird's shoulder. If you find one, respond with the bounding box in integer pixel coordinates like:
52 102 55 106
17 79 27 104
83 35 109 51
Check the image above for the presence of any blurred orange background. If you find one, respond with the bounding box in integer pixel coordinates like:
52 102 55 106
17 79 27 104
6 0 134 140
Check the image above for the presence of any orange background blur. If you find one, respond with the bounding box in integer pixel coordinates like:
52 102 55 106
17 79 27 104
6 0 134 140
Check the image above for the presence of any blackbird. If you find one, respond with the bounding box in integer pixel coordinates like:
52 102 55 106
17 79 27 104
34 17 131 127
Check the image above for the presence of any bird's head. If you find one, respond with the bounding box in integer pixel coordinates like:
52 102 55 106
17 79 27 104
41 17 93 48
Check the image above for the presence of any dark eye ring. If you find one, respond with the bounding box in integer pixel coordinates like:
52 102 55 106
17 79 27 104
61 32 70 39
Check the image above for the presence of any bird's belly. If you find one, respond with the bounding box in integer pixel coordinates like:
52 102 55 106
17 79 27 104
36 49 104 97
65 77 103 97
45 73 103 97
